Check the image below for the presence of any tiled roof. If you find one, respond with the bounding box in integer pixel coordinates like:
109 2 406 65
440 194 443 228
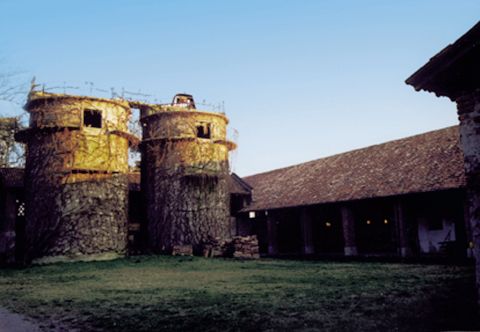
242 126 465 211
228 173 253 195
406 21 480 100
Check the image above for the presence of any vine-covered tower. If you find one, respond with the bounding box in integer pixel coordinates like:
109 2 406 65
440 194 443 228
138 94 236 253
16 90 136 263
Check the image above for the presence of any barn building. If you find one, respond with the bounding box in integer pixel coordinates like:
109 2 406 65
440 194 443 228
234 126 470 258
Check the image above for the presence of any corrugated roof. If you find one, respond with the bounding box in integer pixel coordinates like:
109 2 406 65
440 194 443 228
242 126 465 211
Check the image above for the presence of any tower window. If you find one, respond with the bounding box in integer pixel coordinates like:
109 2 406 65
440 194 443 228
84 110 102 128
196 123 211 139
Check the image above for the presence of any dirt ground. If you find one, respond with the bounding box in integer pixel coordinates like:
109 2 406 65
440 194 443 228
0 307 42 332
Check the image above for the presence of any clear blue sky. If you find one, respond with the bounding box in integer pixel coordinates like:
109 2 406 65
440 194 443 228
0 0 478 176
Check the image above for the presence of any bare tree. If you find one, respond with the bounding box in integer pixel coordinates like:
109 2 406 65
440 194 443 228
0 67 29 167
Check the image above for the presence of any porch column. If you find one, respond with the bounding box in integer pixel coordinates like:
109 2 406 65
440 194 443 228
341 205 357 256
457 91 480 290
266 213 278 255
393 200 411 257
300 207 314 255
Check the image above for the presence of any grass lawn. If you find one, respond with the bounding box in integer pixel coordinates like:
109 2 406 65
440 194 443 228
0 256 478 331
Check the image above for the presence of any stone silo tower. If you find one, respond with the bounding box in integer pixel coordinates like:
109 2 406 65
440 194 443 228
138 94 236 253
16 90 137 263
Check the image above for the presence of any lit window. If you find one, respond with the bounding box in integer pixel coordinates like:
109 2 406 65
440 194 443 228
384 219 389 224
325 222 332 227
249 211 256 219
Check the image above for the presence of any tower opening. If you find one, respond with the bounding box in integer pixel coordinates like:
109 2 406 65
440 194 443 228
196 123 211 139
84 109 102 128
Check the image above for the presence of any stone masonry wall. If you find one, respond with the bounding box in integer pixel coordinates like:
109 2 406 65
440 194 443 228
25 173 128 263
456 89 480 302
145 168 230 253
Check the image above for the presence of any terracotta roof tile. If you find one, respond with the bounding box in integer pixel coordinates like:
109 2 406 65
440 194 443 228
228 173 253 195
242 126 465 211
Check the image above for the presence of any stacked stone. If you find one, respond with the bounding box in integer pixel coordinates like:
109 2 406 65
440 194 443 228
230 235 260 259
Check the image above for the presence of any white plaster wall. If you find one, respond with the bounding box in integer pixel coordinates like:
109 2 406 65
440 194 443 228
417 218 456 253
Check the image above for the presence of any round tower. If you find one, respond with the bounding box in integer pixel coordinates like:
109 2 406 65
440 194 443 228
16 90 136 263
139 94 236 253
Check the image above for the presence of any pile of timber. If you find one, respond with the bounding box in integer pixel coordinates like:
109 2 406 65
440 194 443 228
172 244 193 256
201 237 229 258
201 235 260 259
230 235 260 259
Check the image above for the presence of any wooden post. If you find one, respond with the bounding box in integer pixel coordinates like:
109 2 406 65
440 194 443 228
300 207 314 255
341 205 357 256
266 213 278 255
393 200 411 257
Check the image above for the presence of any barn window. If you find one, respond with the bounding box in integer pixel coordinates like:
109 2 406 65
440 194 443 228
84 110 102 128
196 123 211 139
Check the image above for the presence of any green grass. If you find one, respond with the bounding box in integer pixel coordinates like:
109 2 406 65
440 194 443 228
0 256 478 331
